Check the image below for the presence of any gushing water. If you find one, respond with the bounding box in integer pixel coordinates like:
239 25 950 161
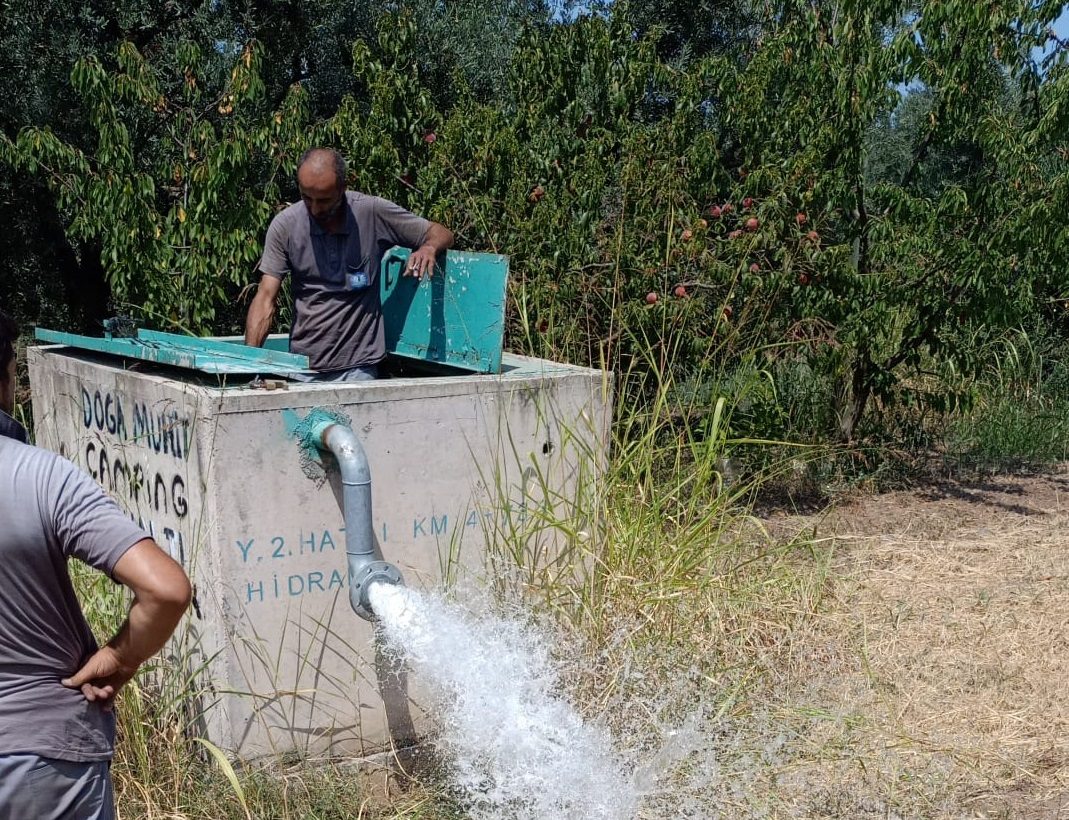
369 583 638 819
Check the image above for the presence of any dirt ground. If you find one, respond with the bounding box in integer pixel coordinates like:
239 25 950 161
761 470 1069 818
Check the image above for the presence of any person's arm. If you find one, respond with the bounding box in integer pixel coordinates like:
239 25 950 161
62 538 192 707
404 221 454 279
244 274 282 348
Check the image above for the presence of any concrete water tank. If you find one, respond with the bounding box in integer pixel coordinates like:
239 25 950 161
27 250 611 759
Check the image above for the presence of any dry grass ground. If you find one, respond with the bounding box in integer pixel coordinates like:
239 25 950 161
756 470 1069 818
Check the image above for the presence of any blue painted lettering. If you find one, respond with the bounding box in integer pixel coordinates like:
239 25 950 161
246 580 264 603
236 539 254 562
241 570 348 602
271 536 286 558
431 514 448 535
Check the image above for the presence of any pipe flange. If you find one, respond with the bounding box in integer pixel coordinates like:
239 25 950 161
349 560 404 620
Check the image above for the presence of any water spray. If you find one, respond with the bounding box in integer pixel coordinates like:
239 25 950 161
309 418 404 620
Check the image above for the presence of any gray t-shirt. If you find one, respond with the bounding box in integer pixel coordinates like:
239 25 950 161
0 436 148 761
257 191 431 371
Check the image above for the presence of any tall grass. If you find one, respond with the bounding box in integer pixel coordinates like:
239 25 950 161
942 330 1069 472
474 326 836 814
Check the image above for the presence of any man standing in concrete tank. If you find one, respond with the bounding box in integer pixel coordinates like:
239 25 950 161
0 309 192 819
244 147 454 379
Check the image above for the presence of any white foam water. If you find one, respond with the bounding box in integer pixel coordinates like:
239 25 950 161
369 583 638 819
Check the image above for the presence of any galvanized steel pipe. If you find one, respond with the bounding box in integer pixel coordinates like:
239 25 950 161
312 420 404 620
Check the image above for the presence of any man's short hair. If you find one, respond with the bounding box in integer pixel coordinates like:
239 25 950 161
0 309 16 377
297 148 346 190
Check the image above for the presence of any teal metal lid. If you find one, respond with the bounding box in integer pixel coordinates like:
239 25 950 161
34 327 312 376
381 247 508 374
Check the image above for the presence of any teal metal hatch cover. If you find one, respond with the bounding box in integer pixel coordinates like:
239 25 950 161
34 247 509 377
380 247 508 374
34 327 313 376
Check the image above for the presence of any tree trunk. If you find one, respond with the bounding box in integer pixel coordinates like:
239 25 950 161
35 200 109 333
68 242 111 333
0 175 110 333
839 354 872 443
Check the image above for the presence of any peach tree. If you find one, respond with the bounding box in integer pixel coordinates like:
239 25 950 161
710 0 1069 440
1 40 316 332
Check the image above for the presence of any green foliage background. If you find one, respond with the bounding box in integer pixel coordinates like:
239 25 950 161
1 0 1067 448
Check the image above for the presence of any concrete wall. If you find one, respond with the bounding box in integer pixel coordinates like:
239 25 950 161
28 347 611 759
28 348 212 566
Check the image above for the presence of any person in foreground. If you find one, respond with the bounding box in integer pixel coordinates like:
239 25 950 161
244 147 454 381
0 309 193 820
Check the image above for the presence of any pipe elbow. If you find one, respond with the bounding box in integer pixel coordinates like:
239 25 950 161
319 423 371 485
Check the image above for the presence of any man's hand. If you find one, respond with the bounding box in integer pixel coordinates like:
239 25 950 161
62 645 139 710
404 245 438 279
403 222 453 280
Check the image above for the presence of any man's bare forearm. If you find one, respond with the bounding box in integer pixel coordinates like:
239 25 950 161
110 539 190 667
107 581 190 669
245 291 276 348
421 222 454 254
